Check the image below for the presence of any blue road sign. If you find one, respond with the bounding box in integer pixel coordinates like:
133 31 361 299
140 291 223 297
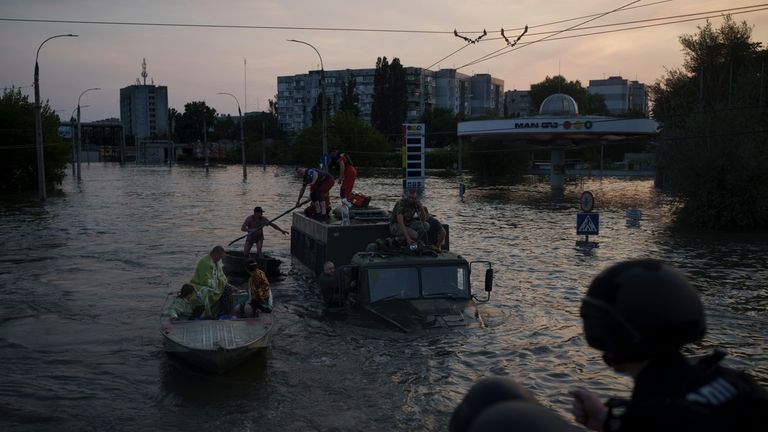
577 213 600 235
319 154 330 169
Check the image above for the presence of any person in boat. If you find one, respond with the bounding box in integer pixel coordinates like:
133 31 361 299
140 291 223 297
238 260 272 316
329 149 357 208
389 188 429 248
295 166 335 219
422 206 446 250
450 377 576 432
571 259 768 432
190 246 233 319
169 283 197 321
241 206 288 258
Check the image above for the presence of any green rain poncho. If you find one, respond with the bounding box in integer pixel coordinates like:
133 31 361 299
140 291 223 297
190 254 228 318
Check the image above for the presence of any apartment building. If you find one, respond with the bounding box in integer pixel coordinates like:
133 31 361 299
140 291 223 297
120 84 169 139
588 76 648 115
504 90 535 118
470 74 505 117
277 67 503 134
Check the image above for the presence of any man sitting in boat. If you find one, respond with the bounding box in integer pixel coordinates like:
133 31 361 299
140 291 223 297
241 206 288 258
169 283 197 320
190 246 233 319
389 188 429 248
239 260 272 316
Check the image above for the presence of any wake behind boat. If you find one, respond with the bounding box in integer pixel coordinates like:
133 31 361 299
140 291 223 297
160 291 273 373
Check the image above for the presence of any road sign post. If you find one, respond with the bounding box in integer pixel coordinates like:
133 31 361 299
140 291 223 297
577 191 599 248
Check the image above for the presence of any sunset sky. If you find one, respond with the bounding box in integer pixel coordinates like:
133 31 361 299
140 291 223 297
1 0 766 120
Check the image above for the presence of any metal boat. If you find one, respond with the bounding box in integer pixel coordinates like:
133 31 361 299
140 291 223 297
160 292 273 373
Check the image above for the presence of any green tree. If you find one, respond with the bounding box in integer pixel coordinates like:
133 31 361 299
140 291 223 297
530 75 609 115
420 108 459 148
173 101 217 143
371 57 407 139
292 112 390 167
243 111 285 164
651 16 768 229
338 75 360 117
310 92 331 125
467 139 531 185
0 88 68 195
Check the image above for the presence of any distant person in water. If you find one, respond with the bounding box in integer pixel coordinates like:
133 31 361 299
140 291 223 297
241 206 288 257
295 166 335 218
317 260 337 306
329 149 357 208
190 246 232 319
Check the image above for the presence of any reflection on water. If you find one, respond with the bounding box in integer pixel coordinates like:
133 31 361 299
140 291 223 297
0 164 766 431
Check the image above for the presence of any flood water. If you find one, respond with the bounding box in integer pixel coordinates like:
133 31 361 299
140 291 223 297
1 164 766 431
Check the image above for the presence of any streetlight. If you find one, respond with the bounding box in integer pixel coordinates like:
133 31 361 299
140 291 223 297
68 104 87 177
217 92 247 180
76 87 100 180
288 39 327 166
34 33 78 200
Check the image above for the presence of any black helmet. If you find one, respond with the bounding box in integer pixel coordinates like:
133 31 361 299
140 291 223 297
467 401 578 432
450 377 538 432
580 259 706 363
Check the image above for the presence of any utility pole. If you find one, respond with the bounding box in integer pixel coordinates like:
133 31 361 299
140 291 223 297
288 39 327 166
217 92 247 180
34 33 78 199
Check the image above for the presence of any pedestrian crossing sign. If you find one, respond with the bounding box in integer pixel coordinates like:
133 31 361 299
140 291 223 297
577 213 600 235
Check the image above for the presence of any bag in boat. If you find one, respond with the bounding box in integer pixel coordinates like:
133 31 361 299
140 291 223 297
349 192 371 208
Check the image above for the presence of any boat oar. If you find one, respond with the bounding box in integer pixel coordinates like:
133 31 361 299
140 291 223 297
227 200 310 246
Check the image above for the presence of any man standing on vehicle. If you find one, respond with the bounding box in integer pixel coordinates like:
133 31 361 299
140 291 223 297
296 166 335 219
329 149 357 208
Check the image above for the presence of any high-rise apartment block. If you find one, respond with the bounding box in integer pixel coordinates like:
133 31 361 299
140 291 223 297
588 76 648 115
120 59 169 139
277 66 504 134
504 90 535 118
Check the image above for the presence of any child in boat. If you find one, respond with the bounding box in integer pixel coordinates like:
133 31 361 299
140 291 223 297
169 283 197 320
238 260 273 317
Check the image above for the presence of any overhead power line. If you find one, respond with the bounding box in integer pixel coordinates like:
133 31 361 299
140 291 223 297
0 0 676 36
0 17 458 34
459 0 643 70
426 3 768 70
457 3 768 69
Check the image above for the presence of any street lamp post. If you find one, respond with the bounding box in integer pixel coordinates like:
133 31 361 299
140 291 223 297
34 33 78 200
288 39 327 166
217 92 247 180
68 105 83 177
76 87 100 180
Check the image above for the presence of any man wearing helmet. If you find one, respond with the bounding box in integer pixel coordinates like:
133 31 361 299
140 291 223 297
572 259 768 431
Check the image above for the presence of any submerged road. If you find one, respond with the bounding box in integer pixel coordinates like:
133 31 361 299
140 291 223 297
0 164 765 431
